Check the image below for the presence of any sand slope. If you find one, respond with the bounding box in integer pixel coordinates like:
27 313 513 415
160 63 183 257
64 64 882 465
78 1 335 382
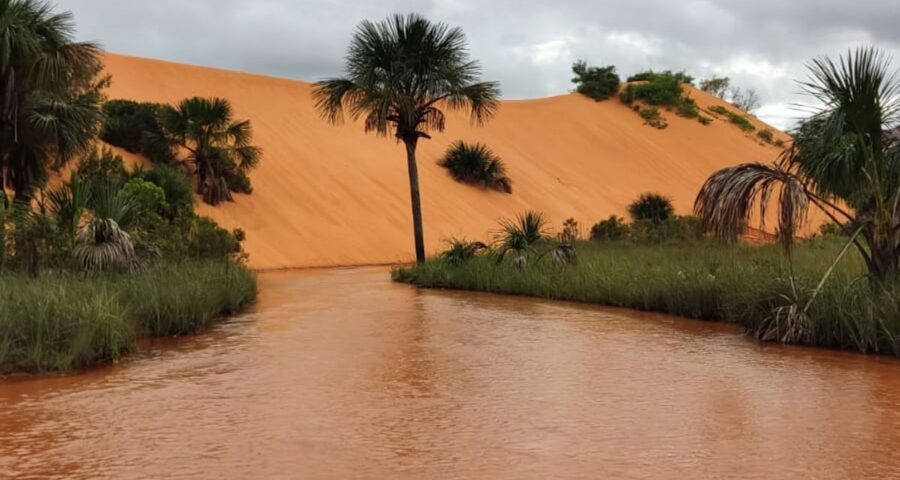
102 53 787 269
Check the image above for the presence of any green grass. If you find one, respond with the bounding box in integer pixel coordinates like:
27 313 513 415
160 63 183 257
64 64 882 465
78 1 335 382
0 260 257 374
393 239 900 356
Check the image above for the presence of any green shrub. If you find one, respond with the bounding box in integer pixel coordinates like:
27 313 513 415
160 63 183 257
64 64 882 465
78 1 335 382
758 128 775 143
707 105 756 132
75 148 129 193
101 100 174 163
675 97 699 118
629 215 705 242
135 165 195 219
226 169 254 194
439 141 513 193
698 115 713 125
591 216 628 241
638 106 667 129
774 139 786 148
628 192 674 224
571 61 620 101
188 217 244 259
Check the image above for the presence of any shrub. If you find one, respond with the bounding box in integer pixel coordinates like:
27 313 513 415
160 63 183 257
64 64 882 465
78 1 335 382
675 96 699 119
226 169 254 194
441 238 488 265
571 61 620 101
135 165 195 219
774 139 786 148
101 100 174 163
439 141 513 194
591 216 628 241
75 148 129 193
627 70 692 84
699 76 730 98
629 216 705 242
638 106 667 129
624 73 683 106
707 105 755 132
628 193 674 224
558 218 580 243
188 217 244 259
757 128 775 143
819 222 843 237
698 115 713 125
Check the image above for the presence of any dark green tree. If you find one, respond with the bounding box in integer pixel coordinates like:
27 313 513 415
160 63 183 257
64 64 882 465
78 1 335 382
629 193 674 224
313 13 500 264
0 0 105 200
571 61 620 101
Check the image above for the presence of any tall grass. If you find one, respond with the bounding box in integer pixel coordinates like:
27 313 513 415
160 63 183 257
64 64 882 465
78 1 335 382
394 239 900 356
0 260 257 373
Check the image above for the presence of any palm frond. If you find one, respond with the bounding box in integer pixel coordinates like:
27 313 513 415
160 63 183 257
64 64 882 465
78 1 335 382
74 217 139 272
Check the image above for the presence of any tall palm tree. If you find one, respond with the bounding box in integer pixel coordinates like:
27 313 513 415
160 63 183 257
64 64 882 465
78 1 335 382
155 97 261 205
0 0 105 200
313 13 500 264
695 47 900 281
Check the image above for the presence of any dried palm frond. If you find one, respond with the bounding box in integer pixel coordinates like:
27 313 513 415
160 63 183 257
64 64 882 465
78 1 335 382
74 218 139 272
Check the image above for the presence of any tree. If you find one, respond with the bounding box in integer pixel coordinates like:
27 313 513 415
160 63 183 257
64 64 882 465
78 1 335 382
695 47 900 282
153 97 262 206
0 0 105 200
571 61 620 101
628 193 674 224
730 87 761 113
699 76 730 98
314 14 500 264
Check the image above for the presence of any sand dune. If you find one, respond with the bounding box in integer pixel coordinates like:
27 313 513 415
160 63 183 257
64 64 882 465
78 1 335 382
102 53 788 270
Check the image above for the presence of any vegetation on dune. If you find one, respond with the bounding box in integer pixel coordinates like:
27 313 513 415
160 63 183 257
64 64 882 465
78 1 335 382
619 70 707 127
439 141 512 193
699 75 762 113
571 61 620 101
314 13 500 264
707 104 756 132
104 97 263 205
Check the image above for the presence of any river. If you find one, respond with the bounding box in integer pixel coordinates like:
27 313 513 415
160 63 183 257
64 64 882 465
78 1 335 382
1 268 899 479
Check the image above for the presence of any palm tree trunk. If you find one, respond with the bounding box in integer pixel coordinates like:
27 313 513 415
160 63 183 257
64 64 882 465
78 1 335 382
404 138 426 264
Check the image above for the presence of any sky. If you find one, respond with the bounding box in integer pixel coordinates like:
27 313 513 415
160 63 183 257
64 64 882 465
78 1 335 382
64 0 900 130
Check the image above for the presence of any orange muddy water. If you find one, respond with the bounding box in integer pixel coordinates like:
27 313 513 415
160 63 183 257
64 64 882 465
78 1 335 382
1 268 899 479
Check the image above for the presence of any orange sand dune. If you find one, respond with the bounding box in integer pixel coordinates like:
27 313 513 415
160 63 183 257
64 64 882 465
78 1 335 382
102 53 787 270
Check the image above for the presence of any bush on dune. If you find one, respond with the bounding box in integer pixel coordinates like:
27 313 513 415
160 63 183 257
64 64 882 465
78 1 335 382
571 61 620 101
439 141 513 193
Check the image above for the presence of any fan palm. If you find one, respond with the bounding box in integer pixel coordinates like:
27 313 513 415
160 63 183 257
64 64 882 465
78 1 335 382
153 97 262 205
313 13 500 264
695 47 900 282
0 0 105 200
74 218 138 272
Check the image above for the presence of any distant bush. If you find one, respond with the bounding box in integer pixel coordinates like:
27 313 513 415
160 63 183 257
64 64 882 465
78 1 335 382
134 165 195 219
226 169 254 194
439 141 512 193
101 100 174 163
707 105 756 132
558 218 580 243
628 192 674 224
698 115 713 125
699 76 730 98
630 215 705 242
774 139 786 148
757 128 774 144
571 61 620 101
620 71 706 127
188 217 244 259
675 96 699 119
75 148 129 191
627 70 694 84
591 216 628 241
637 106 667 129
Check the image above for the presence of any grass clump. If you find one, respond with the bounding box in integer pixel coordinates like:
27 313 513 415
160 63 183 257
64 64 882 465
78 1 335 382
757 128 775 144
637 106 667 129
0 260 256 373
439 141 512 193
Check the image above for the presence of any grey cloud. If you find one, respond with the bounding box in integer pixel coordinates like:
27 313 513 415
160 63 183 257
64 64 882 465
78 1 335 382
64 0 900 129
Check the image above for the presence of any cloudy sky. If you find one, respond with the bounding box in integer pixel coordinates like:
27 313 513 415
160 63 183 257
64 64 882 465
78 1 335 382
65 0 900 129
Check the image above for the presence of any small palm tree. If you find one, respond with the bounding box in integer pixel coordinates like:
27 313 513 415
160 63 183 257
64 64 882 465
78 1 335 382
494 210 548 263
439 141 512 193
154 97 262 205
629 193 674 224
314 13 500 264
74 218 138 272
695 47 900 282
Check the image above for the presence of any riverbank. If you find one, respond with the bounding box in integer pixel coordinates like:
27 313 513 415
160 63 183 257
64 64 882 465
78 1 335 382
393 239 900 355
0 260 257 374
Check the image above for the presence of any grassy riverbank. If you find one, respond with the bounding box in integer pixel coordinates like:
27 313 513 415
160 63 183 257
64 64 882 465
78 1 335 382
0 260 257 374
394 239 900 356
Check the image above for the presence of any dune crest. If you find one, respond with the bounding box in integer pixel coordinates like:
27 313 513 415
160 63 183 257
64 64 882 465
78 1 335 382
102 53 786 269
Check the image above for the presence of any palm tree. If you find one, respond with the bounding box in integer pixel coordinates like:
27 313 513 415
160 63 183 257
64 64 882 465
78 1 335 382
155 97 261 205
313 13 500 264
695 47 900 282
0 0 105 200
